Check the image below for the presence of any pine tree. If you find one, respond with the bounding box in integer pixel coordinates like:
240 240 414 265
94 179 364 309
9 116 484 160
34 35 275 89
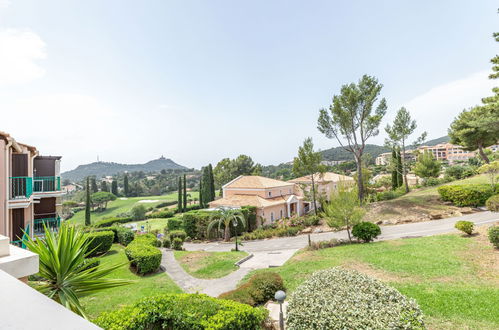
124 174 129 197
111 180 118 195
183 174 187 211
178 176 183 212
396 148 403 188
85 177 91 226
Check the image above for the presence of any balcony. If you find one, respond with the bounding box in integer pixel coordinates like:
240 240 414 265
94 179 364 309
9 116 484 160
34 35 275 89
9 177 33 199
33 176 61 193
33 217 61 237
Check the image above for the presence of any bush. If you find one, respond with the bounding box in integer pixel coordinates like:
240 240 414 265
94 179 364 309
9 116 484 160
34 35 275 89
486 195 499 212
352 222 381 242
94 216 132 228
84 231 114 257
125 234 162 274
286 267 425 329
423 177 446 186
307 238 350 251
488 226 499 248
374 187 406 201
172 237 183 250
146 209 175 219
162 238 171 248
454 220 474 235
115 226 135 246
445 165 476 180
437 184 498 207
182 210 217 240
220 272 285 306
169 230 187 242
240 225 304 240
95 293 268 330
130 204 147 221
303 215 320 226
166 217 183 231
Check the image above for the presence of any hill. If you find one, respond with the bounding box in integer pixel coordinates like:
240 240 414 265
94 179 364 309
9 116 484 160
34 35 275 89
62 156 187 181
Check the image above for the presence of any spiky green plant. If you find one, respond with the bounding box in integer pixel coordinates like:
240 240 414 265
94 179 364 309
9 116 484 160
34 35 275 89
24 224 132 319
207 208 247 242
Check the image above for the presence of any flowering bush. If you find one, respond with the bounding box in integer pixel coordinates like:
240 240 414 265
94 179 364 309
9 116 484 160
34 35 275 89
286 267 425 329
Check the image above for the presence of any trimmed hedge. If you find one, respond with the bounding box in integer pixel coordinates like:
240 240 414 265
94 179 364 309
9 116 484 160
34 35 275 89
219 272 285 306
95 217 133 228
488 226 499 248
146 209 175 219
240 225 303 241
125 234 162 274
437 184 499 207
352 222 381 242
166 217 183 231
182 210 217 240
169 230 187 242
85 231 114 257
172 237 183 250
454 220 474 235
286 267 425 329
115 226 135 246
95 293 268 330
486 195 499 212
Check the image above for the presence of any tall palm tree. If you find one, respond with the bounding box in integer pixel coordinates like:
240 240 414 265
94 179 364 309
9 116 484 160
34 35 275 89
207 208 247 242
24 224 132 319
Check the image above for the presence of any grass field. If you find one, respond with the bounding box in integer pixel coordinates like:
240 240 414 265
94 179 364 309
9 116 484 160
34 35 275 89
174 251 248 279
80 244 182 320
241 226 499 329
68 192 199 226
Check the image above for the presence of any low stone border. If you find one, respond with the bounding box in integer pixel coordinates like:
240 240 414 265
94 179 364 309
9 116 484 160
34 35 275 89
234 253 254 266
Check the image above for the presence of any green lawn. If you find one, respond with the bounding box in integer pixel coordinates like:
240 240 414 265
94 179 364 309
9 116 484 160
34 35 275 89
68 192 198 226
242 231 499 329
131 218 170 232
80 244 182 320
174 251 248 279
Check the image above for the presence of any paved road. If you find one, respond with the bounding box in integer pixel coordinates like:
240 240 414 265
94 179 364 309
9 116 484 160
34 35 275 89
184 211 499 253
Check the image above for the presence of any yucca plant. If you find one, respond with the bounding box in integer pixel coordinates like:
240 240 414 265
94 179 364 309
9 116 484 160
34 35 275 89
207 208 247 242
24 224 132 319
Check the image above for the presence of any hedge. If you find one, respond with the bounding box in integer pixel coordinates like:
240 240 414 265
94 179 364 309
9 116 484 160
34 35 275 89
95 217 133 228
486 195 499 212
85 231 114 257
488 226 499 248
95 294 268 330
125 234 162 274
166 217 183 231
182 210 218 240
437 184 499 207
146 210 175 219
115 226 135 246
286 267 425 329
169 230 187 242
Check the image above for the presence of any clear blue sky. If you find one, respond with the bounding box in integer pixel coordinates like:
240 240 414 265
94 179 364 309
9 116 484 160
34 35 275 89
0 0 497 171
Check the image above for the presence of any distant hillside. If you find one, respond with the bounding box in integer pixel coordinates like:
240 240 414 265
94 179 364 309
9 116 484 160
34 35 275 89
62 156 187 182
320 135 450 162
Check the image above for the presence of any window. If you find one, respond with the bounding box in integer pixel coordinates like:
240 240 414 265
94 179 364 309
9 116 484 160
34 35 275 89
268 191 272 197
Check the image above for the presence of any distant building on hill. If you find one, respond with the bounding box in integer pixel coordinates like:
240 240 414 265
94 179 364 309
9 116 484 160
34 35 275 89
375 150 415 166
417 143 475 163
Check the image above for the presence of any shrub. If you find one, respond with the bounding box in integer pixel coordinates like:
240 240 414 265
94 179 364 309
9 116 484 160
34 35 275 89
307 238 349 251
240 225 304 241
125 234 162 274
437 184 498 207
146 209 175 219
242 206 258 231
134 233 161 247
303 215 320 226
374 187 406 201
486 195 499 212
352 222 381 242
84 231 114 257
488 226 499 248
219 283 255 306
76 257 100 272
115 226 135 246
286 267 425 329
166 217 183 231
169 230 187 242
247 272 285 305
182 210 217 240
94 216 132 228
172 237 183 250
454 221 474 235
130 204 147 221
95 293 268 330
162 238 171 248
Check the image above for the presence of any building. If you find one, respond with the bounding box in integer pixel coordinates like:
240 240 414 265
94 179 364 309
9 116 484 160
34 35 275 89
0 131 65 246
417 143 475 163
375 150 416 166
288 172 355 202
208 175 306 224
320 160 346 166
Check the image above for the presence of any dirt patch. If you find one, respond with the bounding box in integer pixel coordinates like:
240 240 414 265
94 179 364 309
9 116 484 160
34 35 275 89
178 251 210 272
342 260 416 283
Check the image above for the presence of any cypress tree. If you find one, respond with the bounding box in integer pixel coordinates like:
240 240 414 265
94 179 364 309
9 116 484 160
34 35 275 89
111 180 118 195
208 164 215 201
91 177 98 193
178 176 183 212
199 177 203 208
85 177 91 226
396 148 404 188
100 180 108 192
124 174 129 197
183 174 187 211
391 149 398 190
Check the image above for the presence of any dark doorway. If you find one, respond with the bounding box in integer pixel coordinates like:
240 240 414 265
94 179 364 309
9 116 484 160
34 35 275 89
11 209 25 241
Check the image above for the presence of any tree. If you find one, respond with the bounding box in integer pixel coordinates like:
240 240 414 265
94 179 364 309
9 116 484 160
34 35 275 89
91 191 116 211
390 149 398 190
318 74 387 203
293 138 325 215
208 164 215 201
183 174 187 211
130 204 147 221
123 174 129 197
321 187 365 242
449 106 497 164
200 165 216 206
233 155 255 177
111 180 118 195
396 148 403 188
90 177 98 193
207 208 247 242
478 161 499 191
100 180 108 192
413 151 441 182
385 107 426 193
213 158 234 190
85 177 91 226
178 176 183 212
199 177 203 208
25 224 130 318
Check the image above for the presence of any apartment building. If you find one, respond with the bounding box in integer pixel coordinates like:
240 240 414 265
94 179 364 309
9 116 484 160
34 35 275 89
417 143 475 163
375 150 416 166
0 131 64 246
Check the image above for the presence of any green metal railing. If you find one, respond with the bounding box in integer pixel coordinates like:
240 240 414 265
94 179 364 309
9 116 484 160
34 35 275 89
10 224 30 249
9 177 33 199
33 176 61 192
33 217 61 236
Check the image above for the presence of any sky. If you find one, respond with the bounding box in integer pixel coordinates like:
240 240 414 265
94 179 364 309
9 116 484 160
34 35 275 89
0 0 497 172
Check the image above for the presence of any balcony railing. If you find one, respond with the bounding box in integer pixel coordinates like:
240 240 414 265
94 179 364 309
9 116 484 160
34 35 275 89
33 176 61 193
10 224 30 249
9 177 33 199
33 217 61 236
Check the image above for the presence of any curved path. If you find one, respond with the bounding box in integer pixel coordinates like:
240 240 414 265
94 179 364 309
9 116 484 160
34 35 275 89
162 211 498 297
